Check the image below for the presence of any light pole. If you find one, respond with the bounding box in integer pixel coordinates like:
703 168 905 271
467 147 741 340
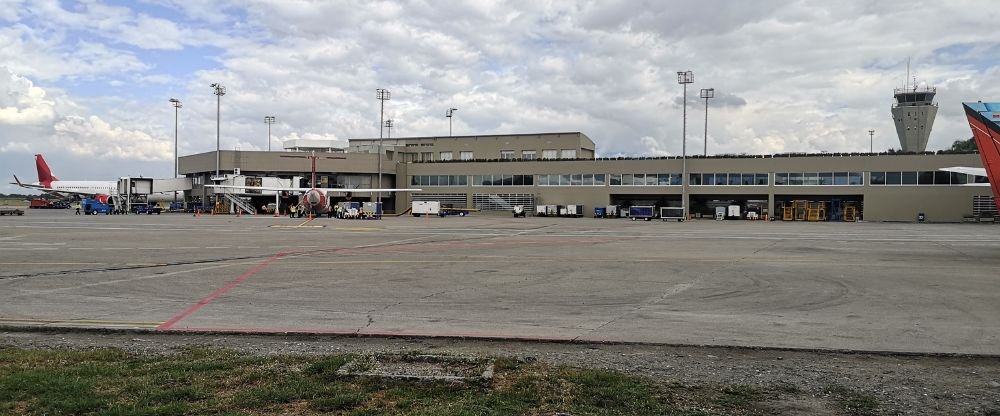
169 98 182 204
868 129 875 153
264 115 276 152
375 88 391 210
384 119 394 139
700 88 714 156
210 83 226 179
446 107 457 136
677 70 693 219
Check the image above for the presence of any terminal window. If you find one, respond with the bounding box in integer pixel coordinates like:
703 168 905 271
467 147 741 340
522 150 537 160
500 150 515 160
439 151 453 161
460 151 473 160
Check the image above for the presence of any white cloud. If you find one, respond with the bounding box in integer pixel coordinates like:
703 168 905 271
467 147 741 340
0 67 56 125
53 115 171 161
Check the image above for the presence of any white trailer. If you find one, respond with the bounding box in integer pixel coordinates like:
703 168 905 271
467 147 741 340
412 201 440 217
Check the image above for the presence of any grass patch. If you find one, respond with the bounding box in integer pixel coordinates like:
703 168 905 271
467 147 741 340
826 385 880 416
0 346 790 415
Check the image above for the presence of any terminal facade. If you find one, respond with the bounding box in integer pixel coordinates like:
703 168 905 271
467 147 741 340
178 132 994 222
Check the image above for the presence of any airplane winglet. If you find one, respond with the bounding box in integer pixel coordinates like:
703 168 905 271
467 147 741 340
12 174 22 186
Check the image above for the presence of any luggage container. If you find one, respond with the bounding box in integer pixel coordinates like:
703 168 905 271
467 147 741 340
536 205 557 217
715 206 726 221
593 207 606 218
565 204 584 217
362 201 382 219
606 205 619 218
660 207 685 222
629 206 656 221
412 201 440 217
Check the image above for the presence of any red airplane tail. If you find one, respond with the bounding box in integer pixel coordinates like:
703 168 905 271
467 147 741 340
35 154 58 186
963 102 1000 212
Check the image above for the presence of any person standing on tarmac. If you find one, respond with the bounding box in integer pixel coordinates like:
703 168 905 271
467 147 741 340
73 201 81 215
289 204 296 218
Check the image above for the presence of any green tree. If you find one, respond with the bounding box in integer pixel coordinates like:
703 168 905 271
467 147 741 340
948 137 977 151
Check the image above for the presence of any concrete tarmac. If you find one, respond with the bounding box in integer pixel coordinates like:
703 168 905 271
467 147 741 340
1 210 999 354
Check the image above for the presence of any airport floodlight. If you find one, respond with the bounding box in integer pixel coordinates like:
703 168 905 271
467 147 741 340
677 71 694 219
169 98 182 203
446 107 458 136
375 88 391 207
264 115 276 152
211 83 226 180
700 88 714 156
384 119 394 139
869 129 875 153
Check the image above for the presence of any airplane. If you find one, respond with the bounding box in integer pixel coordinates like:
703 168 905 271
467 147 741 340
11 154 174 204
940 101 1000 212
206 151 421 217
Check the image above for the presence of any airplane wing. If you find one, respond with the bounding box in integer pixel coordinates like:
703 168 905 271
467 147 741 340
206 185 422 193
939 166 987 177
10 175 88 196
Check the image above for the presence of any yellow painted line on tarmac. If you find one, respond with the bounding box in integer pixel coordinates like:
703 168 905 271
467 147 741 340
269 218 325 229
0 317 162 327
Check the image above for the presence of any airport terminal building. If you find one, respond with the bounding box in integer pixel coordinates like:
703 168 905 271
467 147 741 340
178 132 995 222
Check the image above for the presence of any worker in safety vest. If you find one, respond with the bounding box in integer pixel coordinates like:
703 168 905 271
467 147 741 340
73 201 81 215
289 204 297 218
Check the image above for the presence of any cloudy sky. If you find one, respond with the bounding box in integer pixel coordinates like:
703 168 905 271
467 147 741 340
2 0 999 192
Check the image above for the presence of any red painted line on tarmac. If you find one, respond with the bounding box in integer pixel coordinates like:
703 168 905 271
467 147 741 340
159 326 579 342
156 252 286 330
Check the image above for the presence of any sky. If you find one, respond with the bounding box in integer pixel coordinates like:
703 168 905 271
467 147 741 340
2 0 999 193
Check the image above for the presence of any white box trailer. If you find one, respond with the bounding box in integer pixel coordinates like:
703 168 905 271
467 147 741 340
412 201 440 216
536 205 557 216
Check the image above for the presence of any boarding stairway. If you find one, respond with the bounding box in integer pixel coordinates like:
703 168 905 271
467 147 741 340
221 190 256 215
487 194 513 210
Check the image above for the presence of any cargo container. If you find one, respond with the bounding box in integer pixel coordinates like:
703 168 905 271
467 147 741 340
563 204 584 217
629 206 656 221
412 201 440 217
660 207 685 222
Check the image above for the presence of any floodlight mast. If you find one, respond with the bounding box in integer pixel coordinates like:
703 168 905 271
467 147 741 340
677 71 694 220
384 119 394 139
264 115 276 152
446 107 458 136
169 98 182 203
211 83 226 179
376 88 391 210
699 88 714 156
868 129 875 153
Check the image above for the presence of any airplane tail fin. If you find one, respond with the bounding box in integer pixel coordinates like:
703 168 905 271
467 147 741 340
35 154 57 186
963 102 1000 212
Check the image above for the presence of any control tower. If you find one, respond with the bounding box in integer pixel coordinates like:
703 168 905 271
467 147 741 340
891 79 938 152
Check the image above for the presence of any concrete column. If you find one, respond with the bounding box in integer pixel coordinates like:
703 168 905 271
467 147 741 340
767 193 775 220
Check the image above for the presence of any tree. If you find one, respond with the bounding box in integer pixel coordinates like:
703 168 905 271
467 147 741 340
948 137 977 152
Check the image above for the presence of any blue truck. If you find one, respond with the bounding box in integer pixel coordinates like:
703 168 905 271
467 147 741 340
132 204 162 215
82 199 111 215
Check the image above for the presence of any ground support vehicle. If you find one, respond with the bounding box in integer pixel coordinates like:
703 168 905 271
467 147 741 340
512 205 526 217
629 206 656 221
132 205 162 215
535 205 557 217
82 199 111 215
561 204 584 218
0 208 24 216
439 207 477 217
660 207 685 222
594 207 606 218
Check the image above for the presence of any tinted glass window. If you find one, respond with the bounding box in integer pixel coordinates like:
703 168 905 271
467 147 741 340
902 171 918 185
774 173 787 185
886 171 901 185
934 171 950 185
742 174 755 185
689 174 702 185
583 174 593 186
560 174 570 186
849 172 863 185
611 174 622 185
918 171 935 185
804 172 819 186
951 172 967 185
816 172 832 185
789 173 803 185
728 173 741 185
756 174 769 185
870 172 886 185
833 172 848 185
594 174 606 185
572 174 582 186
658 174 670 186
623 174 633 185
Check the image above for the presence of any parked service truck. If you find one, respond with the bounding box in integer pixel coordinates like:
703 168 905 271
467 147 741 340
412 201 440 217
